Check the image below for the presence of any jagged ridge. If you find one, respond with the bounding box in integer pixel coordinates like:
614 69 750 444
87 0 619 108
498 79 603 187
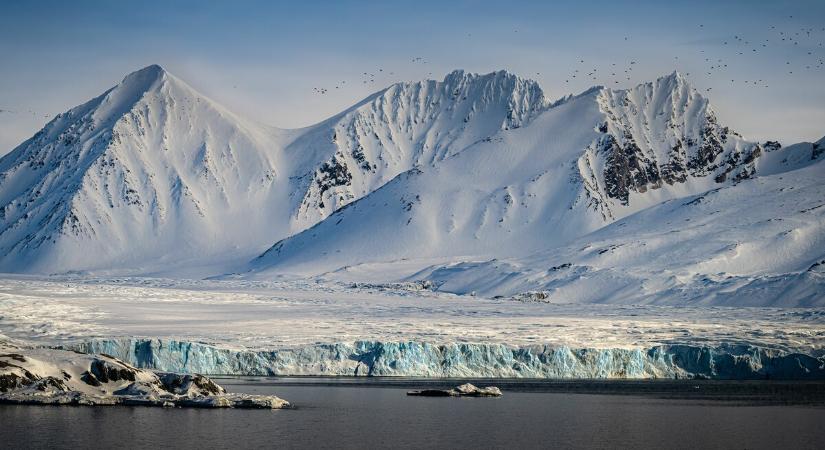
287 69 548 226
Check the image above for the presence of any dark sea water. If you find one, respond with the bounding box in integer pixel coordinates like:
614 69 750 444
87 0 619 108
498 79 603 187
2 378 825 449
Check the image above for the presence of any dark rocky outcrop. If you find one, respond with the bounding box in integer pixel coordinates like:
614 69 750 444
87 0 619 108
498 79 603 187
157 372 225 396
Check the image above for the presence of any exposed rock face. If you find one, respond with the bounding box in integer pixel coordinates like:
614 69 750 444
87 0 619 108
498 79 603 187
813 140 824 160
579 72 762 216
763 141 782 152
0 353 39 392
0 346 289 408
88 357 138 383
157 372 225 396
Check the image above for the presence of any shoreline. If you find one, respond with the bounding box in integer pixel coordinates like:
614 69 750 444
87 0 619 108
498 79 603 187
0 346 290 409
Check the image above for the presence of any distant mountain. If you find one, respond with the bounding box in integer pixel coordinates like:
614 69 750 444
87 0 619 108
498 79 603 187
2 65 822 306
251 72 774 275
0 66 548 273
0 65 287 272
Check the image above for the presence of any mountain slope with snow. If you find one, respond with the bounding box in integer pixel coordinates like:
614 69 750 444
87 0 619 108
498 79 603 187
409 154 825 306
284 69 548 228
250 72 771 278
252 134 824 307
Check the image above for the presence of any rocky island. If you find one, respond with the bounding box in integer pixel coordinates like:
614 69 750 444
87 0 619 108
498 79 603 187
407 383 503 397
0 342 289 409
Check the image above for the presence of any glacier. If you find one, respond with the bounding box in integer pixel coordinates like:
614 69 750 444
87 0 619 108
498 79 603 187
2 275 823 381
72 338 825 380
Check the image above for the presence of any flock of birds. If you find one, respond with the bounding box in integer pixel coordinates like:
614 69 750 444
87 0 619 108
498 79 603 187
310 57 427 94
563 19 824 92
305 17 824 97
564 60 638 85
1 18 822 117
0 108 51 119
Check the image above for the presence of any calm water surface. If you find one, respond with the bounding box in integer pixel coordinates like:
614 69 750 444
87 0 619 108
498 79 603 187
2 378 825 449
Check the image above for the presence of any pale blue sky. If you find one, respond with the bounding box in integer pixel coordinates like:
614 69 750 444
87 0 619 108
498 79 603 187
1 0 824 153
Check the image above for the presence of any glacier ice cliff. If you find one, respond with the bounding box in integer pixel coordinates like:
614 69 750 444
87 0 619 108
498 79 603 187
70 339 825 380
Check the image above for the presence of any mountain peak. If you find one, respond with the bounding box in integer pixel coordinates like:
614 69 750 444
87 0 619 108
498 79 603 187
443 68 520 80
440 69 539 90
666 69 685 81
654 69 693 93
0 63 282 273
86 64 204 128
118 64 170 92
128 63 167 77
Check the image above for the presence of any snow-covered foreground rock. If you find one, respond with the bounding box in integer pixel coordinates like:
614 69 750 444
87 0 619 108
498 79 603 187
0 276 822 379
0 339 289 408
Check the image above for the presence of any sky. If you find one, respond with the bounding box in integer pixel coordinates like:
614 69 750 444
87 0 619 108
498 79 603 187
1 0 824 154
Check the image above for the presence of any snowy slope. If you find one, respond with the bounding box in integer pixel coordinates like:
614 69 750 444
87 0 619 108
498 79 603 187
756 137 825 176
410 156 825 306
250 72 769 277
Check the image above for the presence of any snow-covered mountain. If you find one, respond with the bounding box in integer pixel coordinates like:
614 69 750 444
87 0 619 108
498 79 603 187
0 65 290 272
0 66 549 273
1 65 822 307
251 72 772 275
580 72 761 219
285 69 547 228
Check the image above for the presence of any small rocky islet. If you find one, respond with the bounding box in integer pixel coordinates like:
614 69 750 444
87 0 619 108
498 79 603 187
407 383 502 397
